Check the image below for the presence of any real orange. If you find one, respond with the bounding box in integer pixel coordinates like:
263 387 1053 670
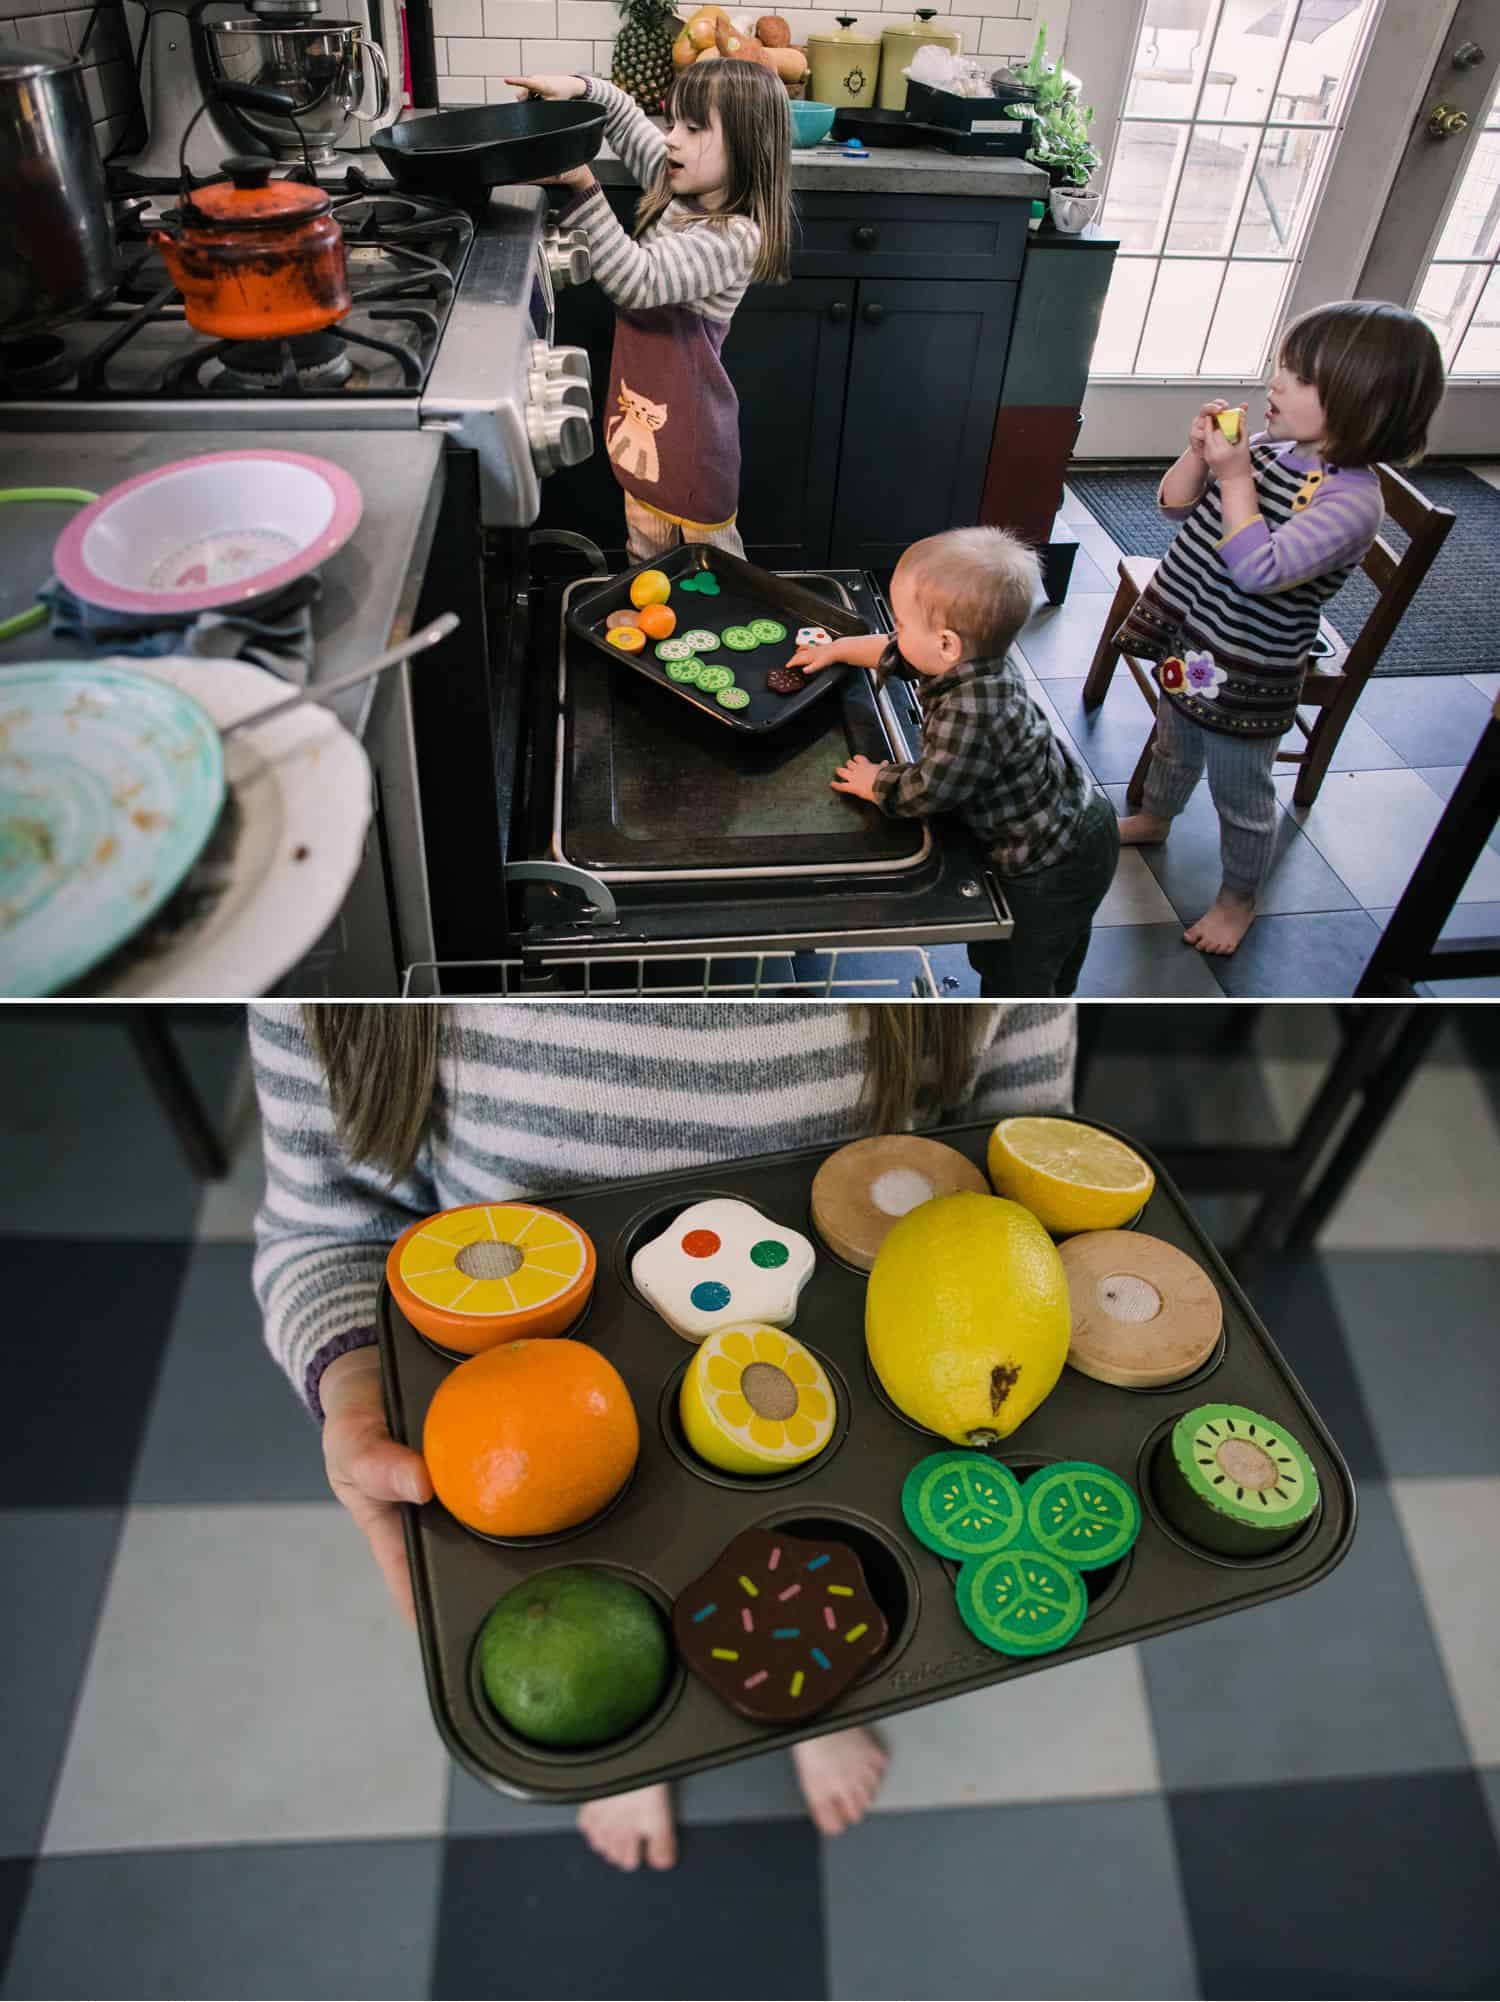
422 1338 640 1539
636 603 676 639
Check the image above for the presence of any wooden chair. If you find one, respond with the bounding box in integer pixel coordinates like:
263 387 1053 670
1079 463 1456 810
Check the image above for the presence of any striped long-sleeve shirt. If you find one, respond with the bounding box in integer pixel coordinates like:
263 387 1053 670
250 1004 1076 1417
1115 436 1384 737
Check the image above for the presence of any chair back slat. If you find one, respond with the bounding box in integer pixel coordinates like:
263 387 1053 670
1360 538 1399 592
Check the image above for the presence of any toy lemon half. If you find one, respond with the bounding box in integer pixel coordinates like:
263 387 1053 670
679 1323 836 1476
386 1202 596 1355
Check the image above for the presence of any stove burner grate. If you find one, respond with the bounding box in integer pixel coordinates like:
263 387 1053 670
0 333 76 394
213 331 356 393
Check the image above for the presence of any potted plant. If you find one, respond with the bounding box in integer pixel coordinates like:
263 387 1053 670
1009 21 1101 230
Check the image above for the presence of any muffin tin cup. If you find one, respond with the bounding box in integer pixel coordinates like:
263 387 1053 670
378 1116 1356 1803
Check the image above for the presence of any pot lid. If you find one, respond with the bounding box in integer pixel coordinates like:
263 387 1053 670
881 8 957 38
806 12 880 45
186 159 333 227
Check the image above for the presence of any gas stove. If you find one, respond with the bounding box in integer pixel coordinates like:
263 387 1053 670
0 168 594 528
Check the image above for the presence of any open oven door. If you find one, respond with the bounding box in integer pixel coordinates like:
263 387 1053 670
505 566 1014 978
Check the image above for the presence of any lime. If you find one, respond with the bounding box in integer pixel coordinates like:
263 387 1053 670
477 1568 670 1748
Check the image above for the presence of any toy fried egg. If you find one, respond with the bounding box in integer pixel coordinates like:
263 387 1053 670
795 625 833 647
631 1198 816 1343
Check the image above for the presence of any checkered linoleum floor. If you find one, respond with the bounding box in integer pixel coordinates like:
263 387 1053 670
1 1007 1498 2000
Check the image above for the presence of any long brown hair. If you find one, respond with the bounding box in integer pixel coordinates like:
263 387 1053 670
1280 299 1445 468
633 59 791 285
303 1004 996 1182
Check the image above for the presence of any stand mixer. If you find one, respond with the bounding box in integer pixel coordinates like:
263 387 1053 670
125 0 391 181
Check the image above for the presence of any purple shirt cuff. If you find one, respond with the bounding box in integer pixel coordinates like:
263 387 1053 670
304 1326 377 1424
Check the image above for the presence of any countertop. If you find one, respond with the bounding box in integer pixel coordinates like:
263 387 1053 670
0 428 445 738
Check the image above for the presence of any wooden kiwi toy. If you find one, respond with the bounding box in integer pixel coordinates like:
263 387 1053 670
386 1201 597 1355
1059 1230 1222 1389
809 1135 989 1272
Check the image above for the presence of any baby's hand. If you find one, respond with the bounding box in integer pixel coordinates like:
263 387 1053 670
831 753 882 801
1202 409 1252 477
788 641 843 674
1190 399 1229 457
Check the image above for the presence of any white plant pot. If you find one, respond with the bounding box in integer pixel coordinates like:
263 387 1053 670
1049 186 1100 234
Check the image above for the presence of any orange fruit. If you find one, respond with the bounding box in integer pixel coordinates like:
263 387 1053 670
423 1338 640 1538
387 1202 596 1355
607 626 646 652
629 568 671 609
636 603 676 639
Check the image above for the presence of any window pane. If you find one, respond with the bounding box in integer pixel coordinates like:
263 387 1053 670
1136 259 1222 374
1200 257 1290 376
1124 0 1217 121
1453 264 1500 377
1432 126 1500 264
1414 262 1485 367
1102 121 1190 253
1205 0 1372 126
1091 258 1158 374
1232 127 1328 255
1165 124 1258 255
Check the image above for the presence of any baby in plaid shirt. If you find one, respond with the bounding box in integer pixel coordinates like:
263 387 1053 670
791 526 1119 996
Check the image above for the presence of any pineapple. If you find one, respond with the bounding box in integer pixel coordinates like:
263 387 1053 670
613 0 680 112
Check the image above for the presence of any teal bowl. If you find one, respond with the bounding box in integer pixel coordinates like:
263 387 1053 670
789 99 836 147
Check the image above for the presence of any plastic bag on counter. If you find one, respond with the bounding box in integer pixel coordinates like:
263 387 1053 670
903 43 994 93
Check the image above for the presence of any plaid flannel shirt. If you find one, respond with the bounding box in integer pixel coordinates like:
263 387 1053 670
870 642 1094 875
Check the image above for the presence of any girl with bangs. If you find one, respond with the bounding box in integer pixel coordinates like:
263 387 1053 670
508 58 792 563
1116 299 1445 957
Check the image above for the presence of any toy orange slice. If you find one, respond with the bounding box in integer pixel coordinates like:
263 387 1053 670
387 1202 596 1354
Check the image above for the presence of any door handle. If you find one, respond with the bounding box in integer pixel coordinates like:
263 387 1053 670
1427 101 1470 138
852 224 878 249
862 301 885 325
828 300 849 322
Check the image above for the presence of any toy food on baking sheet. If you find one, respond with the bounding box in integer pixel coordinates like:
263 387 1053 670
637 603 676 639
766 666 807 696
386 1201 596 1353
796 625 832 646
605 609 641 630
673 1526 888 1722
630 568 671 609
1060 1231 1222 1388
901 1451 1024 1560
955 1546 1087 1658
986 1117 1154 1236
607 626 646 652
679 1323 836 1475
1154 1403 1318 1558
476 1568 670 1748
811 1133 989 1272
1023 1462 1140 1571
422 1337 638 1538
865 1191 1069 1444
631 1197 815 1343
678 570 721 596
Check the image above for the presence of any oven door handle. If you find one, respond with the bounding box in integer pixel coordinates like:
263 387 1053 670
529 529 609 576
506 860 619 923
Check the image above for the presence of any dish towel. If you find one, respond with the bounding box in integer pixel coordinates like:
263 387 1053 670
39 573 322 685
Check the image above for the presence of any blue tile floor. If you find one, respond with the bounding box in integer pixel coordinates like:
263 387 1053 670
1 1008 1498 1999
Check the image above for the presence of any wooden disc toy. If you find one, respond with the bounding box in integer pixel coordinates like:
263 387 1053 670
1059 1230 1222 1388
810 1134 988 1273
386 1201 596 1354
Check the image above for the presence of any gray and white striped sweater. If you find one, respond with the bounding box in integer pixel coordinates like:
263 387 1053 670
250 1003 1076 1415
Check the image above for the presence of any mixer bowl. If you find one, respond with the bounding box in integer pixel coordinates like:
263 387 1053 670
204 18 389 161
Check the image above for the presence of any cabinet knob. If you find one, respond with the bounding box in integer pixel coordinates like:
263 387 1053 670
852 224 878 249
862 301 885 325
828 300 849 322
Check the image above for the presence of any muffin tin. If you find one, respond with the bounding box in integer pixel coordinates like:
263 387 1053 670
376 1119 1357 1802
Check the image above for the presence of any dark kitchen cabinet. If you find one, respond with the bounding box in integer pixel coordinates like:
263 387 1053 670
537 189 1026 571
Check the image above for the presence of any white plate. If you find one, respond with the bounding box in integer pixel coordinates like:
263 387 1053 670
80 655 373 997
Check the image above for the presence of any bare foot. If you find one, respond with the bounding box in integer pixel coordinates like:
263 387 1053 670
792 1727 888 1836
1184 887 1256 956
1118 811 1170 846
577 1783 676 1871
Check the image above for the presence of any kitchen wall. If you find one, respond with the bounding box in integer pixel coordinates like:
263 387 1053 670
0 0 137 158
429 0 1068 110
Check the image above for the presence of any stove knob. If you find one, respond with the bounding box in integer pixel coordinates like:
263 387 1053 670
527 399 592 477
543 227 591 290
532 374 592 414
530 340 591 389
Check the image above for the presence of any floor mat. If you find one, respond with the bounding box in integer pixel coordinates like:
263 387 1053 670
1067 464 1494 678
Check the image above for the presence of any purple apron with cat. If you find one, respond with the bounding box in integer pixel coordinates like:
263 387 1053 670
604 302 741 529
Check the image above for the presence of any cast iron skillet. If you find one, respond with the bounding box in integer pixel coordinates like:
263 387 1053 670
371 100 606 202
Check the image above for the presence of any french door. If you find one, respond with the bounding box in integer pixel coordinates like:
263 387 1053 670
1068 0 1500 458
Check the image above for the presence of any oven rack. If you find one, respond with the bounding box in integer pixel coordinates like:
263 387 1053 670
401 946 943 999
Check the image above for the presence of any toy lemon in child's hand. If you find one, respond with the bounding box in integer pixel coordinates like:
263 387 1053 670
1215 408 1243 442
629 569 672 610
986 1117 1154 1236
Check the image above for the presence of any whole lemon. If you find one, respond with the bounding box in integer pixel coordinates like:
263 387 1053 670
629 569 672 609
865 1190 1070 1445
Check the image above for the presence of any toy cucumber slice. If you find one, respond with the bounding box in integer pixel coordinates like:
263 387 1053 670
656 637 695 661
749 618 787 644
1155 1403 1318 1558
665 658 703 683
1023 1461 1140 1571
901 1452 1024 1560
722 626 759 651
956 1546 1087 1657
716 686 751 710
695 663 735 693
682 629 719 652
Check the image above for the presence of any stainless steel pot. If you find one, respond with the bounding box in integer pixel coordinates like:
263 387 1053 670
204 18 390 162
0 45 115 340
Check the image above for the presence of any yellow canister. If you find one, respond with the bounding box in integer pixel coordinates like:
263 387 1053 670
877 7 960 112
806 13 882 109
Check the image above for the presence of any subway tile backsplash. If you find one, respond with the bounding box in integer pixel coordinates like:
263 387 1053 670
1 0 139 161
